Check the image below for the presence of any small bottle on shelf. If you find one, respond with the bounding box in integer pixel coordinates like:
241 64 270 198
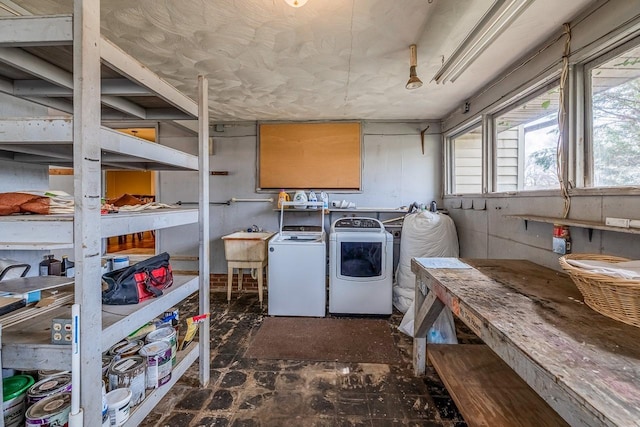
39 254 62 276
62 256 75 278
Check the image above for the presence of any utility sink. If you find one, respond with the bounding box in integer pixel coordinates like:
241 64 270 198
221 232 275 262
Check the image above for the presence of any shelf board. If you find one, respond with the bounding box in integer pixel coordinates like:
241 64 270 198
124 342 200 427
0 242 74 250
0 208 198 245
0 276 73 294
329 207 408 213
0 119 198 170
101 275 198 350
0 274 198 370
505 214 640 235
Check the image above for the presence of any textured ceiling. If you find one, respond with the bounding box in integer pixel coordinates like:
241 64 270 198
4 0 595 122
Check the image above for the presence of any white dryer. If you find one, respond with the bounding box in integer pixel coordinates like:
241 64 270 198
329 217 393 315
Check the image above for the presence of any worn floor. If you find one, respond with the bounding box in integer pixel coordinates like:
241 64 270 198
140 291 474 427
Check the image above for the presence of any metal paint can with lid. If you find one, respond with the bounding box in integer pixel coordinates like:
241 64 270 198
37 370 69 381
25 392 71 427
26 373 72 405
139 340 172 389
109 339 144 358
108 356 146 407
146 326 177 366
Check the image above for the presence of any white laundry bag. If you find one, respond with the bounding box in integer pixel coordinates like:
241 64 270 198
393 211 459 341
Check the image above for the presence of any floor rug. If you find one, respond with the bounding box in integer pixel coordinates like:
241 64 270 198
244 317 399 364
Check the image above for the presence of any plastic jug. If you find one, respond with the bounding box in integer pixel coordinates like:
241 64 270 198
320 192 329 209
277 189 290 209
308 190 317 209
293 190 308 209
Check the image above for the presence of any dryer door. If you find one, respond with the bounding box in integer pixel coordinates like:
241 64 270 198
334 233 387 281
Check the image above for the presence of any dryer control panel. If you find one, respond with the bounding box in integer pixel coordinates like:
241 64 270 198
331 217 384 232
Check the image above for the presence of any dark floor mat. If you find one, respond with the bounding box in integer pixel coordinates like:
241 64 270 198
244 317 399 363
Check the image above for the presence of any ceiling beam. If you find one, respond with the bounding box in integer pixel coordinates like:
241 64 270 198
0 15 73 47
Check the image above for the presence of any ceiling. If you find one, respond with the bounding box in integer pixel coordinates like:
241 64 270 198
2 0 595 122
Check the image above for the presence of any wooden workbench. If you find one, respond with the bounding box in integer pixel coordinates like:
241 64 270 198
411 258 640 427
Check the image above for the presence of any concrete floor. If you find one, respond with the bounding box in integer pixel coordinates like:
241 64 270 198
140 292 471 427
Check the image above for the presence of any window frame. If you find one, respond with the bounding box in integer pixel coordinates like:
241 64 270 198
445 118 484 195
489 80 562 193
583 35 640 189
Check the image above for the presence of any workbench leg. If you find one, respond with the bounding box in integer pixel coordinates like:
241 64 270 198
413 337 427 376
227 266 233 302
238 268 243 291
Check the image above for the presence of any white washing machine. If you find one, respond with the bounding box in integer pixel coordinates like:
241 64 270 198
267 201 326 317
329 217 393 315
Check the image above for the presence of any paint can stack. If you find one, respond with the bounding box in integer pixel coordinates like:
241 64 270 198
24 392 71 427
26 373 73 405
108 356 146 407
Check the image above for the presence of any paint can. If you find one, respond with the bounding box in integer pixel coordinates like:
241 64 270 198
37 370 69 381
139 340 172 389
2 374 35 427
108 356 146 407
106 388 131 426
146 325 177 366
25 392 71 427
102 354 114 380
27 373 72 405
112 256 130 270
109 339 144 358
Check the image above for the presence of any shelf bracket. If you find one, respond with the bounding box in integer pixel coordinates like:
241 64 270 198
588 228 593 242
524 220 528 230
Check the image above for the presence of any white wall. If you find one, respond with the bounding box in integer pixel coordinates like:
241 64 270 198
157 120 441 274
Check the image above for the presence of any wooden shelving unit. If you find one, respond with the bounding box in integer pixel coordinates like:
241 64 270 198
0 3 210 425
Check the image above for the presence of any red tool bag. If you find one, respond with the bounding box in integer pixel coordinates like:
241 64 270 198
102 252 173 305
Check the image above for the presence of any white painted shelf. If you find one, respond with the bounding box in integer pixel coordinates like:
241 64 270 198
0 275 198 370
0 208 198 245
0 10 210 426
0 119 198 170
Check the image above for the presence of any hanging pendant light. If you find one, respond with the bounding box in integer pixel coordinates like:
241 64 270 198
284 0 308 7
406 44 423 90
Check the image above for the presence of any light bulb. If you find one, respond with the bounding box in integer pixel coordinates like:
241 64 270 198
284 0 308 7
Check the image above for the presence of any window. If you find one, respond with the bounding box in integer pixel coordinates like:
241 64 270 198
588 42 640 187
494 86 560 192
450 124 483 194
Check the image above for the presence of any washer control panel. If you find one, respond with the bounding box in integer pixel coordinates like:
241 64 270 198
331 217 384 232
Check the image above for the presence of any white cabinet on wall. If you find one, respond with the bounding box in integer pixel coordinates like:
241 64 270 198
0 4 210 426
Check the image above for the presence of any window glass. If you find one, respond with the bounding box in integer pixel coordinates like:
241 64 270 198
590 44 640 187
495 87 560 192
451 125 483 194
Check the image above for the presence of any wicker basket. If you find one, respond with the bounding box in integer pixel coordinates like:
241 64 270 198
559 253 640 328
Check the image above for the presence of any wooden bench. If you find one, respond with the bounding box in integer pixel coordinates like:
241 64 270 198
411 258 640 427
428 344 568 427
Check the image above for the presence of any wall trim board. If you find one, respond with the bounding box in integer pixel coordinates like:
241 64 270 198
257 121 362 190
